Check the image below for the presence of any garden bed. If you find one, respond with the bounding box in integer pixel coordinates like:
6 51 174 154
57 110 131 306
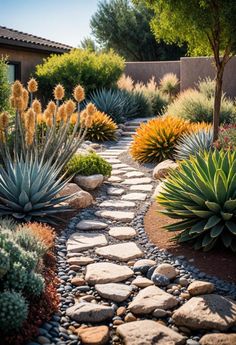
144 202 236 283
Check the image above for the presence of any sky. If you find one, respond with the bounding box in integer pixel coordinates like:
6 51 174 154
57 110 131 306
0 0 100 47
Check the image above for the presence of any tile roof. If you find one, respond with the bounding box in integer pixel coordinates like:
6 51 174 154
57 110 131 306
0 26 73 52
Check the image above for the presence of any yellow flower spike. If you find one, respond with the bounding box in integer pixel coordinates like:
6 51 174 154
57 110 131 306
25 131 34 146
57 104 66 122
86 102 96 116
53 84 65 101
47 101 57 115
22 88 29 110
70 113 78 125
27 78 38 93
65 100 76 117
79 110 87 127
46 117 53 127
25 108 35 132
15 97 24 113
73 85 85 103
10 96 16 108
37 113 44 125
12 80 23 98
32 99 42 115
0 130 6 143
0 112 9 129
85 116 92 128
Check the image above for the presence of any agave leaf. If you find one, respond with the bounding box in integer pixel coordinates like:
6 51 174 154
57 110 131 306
225 221 236 235
18 190 29 207
12 213 26 219
204 215 221 230
230 240 236 252
23 202 33 212
187 208 213 219
194 237 204 250
186 193 206 207
221 232 232 248
205 201 221 213
189 220 206 234
224 199 236 212
214 170 227 204
202 233 214 247
221 212 233 221
227 172 236 199
210 223 224 238
203 238 217 252
165 219 197 231
0 197 23 211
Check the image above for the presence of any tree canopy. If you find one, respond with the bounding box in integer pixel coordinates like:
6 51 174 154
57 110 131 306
90 0 186 61
139 0 236 139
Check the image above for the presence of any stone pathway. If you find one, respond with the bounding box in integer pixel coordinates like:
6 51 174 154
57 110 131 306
33 119 236 345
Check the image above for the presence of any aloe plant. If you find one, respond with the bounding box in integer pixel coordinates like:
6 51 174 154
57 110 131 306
0 155 71 223
175 128 213 161
157 150 236 252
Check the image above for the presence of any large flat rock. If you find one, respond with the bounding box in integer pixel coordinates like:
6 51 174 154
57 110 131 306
95 283 132 302
122 193 147 201
200 333 236 345
130 184 153 191
76 219 108 231
95 242 143 262
124 171 145 178
122 177 152 185
99 200 136 208
85 262 134 285
66 302 114 323
67 232 108 253
173 294 236 331
106 187 125 196
109 226 136 240
95 210 135 222
116 320 186 345
129 285 178 314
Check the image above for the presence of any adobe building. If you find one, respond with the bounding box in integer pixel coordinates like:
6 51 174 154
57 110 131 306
0 26 72 84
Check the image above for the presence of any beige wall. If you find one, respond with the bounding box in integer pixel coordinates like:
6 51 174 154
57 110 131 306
0 47 50 84
125 57 236 98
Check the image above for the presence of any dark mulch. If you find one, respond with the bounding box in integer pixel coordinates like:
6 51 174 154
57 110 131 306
145 202 236 283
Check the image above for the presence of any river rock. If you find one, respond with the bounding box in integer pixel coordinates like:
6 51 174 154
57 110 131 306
132 277 154 288
133 259 156 274
173 294 236 331
74 174 104 190
153 263 178 280
66 302 114 323
95 283 132 302
76 220 108 231
85 262 133 285
116 320 186 345
187 280 215 296
129 286 178 314
77 326 109 345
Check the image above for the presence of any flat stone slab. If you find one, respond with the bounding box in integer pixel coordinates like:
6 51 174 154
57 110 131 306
107 187 125 196
67 256 94 266
129 286 178 314
124 171 145 178
77 326 109 345
116 320 186 345
111 170 126 176
105 158 121 164
122 177 152 185
131 277 154 288
122 193 147 201
76 220 108 231
100 200 136 208
172 294 236 331
130 184 153 191
95 242 143 261
85 262 134 285
95 283 132 302
109 226 136 240
67 233 108 253
107 176 123 183
111 163 129 169
95 210 135 222
66 302 114 323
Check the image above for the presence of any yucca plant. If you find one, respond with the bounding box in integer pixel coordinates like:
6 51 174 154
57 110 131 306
85 111 118 142
157 150 236 252
130 115 206 164
175 128 213 160
0 155 71 223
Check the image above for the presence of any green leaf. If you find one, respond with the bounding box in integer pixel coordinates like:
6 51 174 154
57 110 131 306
189 220 206 234
221 232 232 248
204 215 221 230
214 170 227 205
224 199 236 212
225 221 236 235
189 209 214 218
205 201 221 213
18 191 29 207
210 223 224 238
202 233 214 247
220 212 233 221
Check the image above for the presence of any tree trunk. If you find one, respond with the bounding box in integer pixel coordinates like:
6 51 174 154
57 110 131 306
213 66 224 141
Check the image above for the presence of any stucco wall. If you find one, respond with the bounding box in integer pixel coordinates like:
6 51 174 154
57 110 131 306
125 57 236 98
0 47 51 84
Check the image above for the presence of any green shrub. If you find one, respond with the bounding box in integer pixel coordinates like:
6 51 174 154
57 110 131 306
157 150 236 252
14 226 48 257
65 152 112 177
35 49 124 101
215 124 236 151
197 77 215 99
175 128 213 161
24 272 45 297
0 248 10 278
144 90 168 115
0 291 28 333
0 58 11 112
166 89 236 123
159 73 179 101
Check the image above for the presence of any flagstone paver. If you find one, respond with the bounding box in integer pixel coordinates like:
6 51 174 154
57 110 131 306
122 177 152 185
124 171 145 178
95 210 135 222
122 192 147 201
67 232 108 253
108 226 136 240
95 242 144 261
99 200 136 208
95 283 132 302
106 187 125 196
130 184 153 191
85 262 134 284
76 219 108 230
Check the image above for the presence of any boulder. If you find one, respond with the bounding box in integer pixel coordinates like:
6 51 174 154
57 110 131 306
67 190 93 209
66 302 114 323
153 159 178 179
95 283 132 302
116 320 186 345
172 294 236 331
200 333 236 345
129 285 178 314
187 280 215 296
76 326 109 345
58 183 82 197
74 174 104 190
152 180 167 199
